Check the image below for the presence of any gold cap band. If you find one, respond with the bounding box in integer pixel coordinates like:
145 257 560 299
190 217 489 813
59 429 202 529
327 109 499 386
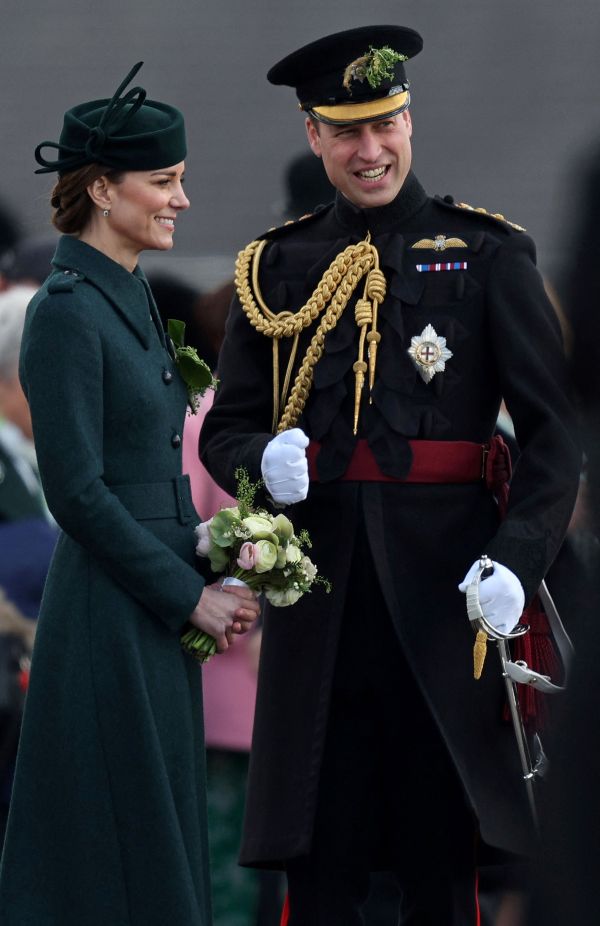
311 89 409 125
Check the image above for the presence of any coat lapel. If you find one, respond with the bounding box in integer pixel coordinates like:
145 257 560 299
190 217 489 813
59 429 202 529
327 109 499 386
51 237 153 350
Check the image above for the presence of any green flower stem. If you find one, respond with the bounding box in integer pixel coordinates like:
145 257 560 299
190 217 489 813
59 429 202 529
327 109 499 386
180 626 217 664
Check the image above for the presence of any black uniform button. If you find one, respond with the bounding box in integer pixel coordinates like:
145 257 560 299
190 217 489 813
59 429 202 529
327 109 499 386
162 369 173 384
171 433 182 448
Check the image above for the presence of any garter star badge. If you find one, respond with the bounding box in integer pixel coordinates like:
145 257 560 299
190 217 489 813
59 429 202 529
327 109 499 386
408 324 453 383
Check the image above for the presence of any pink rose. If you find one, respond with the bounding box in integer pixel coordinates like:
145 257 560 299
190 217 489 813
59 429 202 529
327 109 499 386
237 542 257 571
194 519 213 556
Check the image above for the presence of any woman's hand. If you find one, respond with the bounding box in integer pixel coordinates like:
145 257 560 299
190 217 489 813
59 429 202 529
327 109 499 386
188 583 260 653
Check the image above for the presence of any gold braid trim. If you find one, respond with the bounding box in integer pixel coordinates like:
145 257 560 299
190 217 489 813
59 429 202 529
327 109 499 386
235 236 385 434
456 201 526 232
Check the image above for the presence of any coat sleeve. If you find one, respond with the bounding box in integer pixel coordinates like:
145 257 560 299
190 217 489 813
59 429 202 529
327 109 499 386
483 234 581 601
200 293 275 498
20 294 205 633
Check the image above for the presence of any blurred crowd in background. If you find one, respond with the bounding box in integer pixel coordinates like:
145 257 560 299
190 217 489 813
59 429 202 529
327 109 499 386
0 126 599 925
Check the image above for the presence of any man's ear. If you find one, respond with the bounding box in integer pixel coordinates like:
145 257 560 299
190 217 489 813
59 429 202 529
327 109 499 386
305 117 322 158
86 175 113 211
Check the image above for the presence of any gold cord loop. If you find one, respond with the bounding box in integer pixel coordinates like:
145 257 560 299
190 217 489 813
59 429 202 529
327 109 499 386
354 298 373 327
364 265 384 400
365 268 386 302
235 233 386 434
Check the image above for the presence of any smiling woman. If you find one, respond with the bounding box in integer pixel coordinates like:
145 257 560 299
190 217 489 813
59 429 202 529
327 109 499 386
50 162 189 270
79 163 189 270
0 62 260 926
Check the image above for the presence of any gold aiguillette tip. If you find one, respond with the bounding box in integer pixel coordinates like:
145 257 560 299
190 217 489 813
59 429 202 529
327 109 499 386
473 629 488 680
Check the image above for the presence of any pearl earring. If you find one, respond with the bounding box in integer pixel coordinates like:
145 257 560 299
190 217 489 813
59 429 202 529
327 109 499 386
102 209 110 217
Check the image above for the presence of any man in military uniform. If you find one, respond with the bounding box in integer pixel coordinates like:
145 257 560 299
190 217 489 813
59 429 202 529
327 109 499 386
201 26 580 924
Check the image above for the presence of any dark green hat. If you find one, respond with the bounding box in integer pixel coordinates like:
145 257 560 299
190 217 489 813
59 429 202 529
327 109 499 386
268 25 423 125
34 62 187 175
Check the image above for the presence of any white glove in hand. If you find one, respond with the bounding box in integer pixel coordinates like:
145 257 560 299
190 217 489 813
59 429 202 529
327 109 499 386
458 560 525 635
261 428 309 504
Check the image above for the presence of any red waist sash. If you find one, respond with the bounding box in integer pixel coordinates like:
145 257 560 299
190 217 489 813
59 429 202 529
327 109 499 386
307 437 509 486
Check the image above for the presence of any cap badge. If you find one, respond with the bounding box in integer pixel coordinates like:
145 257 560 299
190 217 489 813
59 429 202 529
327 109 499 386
411 234 468 252
343 46 408 93
408 324 453 383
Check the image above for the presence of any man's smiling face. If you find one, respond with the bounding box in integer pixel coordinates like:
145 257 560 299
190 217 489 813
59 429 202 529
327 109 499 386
305 110 413 209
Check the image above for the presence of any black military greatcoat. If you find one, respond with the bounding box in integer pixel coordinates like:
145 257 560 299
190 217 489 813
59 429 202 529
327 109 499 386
200 172 580 867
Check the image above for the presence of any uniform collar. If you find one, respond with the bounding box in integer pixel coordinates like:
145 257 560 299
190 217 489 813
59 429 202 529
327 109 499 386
51 236 152 349
333 170 428 236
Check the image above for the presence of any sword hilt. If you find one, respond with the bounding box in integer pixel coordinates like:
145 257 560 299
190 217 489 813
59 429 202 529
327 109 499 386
480 554 494 580
466 554 529 681
466 555 529 642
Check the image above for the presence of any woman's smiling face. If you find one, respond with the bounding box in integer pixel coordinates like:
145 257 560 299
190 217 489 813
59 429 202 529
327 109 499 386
105 162 190 255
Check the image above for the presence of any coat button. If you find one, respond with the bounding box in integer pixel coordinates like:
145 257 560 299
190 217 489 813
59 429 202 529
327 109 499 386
162 369 173 384
171 433 182 448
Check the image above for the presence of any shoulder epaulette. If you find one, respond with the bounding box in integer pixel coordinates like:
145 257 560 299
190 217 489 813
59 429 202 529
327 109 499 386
435 195 526 232
259 203 333 241
451 197 526 232
47 269 85 294
456 201 526 232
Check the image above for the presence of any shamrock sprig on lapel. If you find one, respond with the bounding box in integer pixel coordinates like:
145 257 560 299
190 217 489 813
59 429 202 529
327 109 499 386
168 318 217 413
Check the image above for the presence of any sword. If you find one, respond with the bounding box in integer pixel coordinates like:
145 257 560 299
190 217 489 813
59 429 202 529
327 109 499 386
466 555 550 828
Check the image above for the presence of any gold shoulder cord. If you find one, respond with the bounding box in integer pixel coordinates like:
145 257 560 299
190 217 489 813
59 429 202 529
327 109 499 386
235 235 386 434
456 202 526 232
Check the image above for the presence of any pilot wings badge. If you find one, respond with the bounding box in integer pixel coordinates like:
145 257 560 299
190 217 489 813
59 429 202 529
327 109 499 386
411 234 467 251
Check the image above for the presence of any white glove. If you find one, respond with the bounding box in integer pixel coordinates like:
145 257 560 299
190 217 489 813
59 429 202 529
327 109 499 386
458 560 525 635
261 428 309 504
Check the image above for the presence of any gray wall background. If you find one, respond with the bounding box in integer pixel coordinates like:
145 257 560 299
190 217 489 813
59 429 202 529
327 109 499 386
2 0 599 288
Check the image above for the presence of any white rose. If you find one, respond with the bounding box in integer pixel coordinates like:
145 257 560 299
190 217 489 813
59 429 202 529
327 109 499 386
242 514 275 539
285 544 302 564
265 586 303 607
300 555 317 582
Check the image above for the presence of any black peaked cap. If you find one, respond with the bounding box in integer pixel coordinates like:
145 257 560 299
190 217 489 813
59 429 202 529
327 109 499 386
268 25 423 124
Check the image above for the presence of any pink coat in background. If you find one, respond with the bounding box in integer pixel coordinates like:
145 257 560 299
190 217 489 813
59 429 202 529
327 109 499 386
183 391 258 753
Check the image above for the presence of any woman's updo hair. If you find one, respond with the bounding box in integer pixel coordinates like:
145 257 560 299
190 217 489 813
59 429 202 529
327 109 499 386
50 164 123 235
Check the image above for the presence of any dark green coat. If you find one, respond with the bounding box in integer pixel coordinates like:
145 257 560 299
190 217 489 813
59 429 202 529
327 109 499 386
0 237 210 925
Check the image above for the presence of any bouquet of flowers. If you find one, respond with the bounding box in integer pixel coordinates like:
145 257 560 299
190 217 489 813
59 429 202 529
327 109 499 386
181 469 329 663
